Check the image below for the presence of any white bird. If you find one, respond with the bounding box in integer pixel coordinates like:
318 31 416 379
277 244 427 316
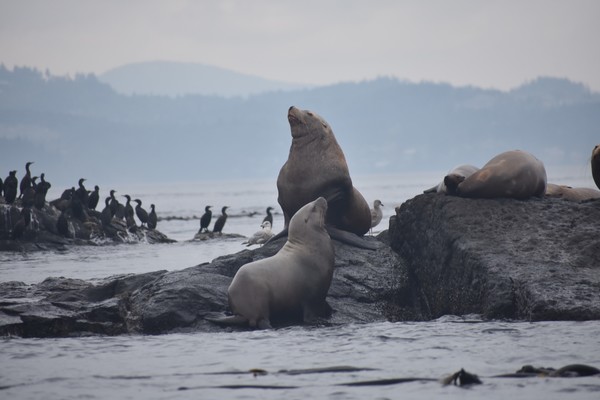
242 221 274 246
370 199 384 234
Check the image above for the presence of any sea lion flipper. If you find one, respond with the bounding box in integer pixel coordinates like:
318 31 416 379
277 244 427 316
326 226 379 250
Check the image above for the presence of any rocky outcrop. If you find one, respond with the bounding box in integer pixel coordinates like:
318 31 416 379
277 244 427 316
0 235 409 337
1 194 598 338
0 203 174 251
389 194 600 321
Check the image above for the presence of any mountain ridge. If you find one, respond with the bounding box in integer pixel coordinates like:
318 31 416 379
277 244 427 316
98 60 312 97
1 64 598 188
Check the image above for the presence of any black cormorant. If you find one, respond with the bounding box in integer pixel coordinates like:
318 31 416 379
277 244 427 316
75 178 89 207
88 185 100 210
134 199 149 227
22 176 37 208
34 173 51 210
263 206 274 225
123 195 136 229
199 205 212 233
100 197 113 227
148 204 157 230
4 170 18 204
212 206 229 233
0 176 3 198
12 208 31 240
19 161 34 199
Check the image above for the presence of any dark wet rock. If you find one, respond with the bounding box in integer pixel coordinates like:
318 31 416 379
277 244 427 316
389 194 600 321
0 234 411 337
1 194 598 338
0 203 175 251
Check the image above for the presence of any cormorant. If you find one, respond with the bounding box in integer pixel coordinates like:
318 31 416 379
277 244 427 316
34 173 51 210
0 176 3 198
212 206 229 233
70 187 85 220
123 195 136 229
4 170 18 204
263 206 274 225
22 176 37 208
109 190 125 219
88 185 100 210
75 178 89 207
12 208 31 240
148 204 157 230
199 205 212 233
134 199 149 227
19 161 34 199
100 197 113 227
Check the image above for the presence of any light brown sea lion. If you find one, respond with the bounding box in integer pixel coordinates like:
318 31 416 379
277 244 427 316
545 183 600 202
444 150 547 199
424 164 480 194
214 197 334 329
275 106 374 249
592 145 600 190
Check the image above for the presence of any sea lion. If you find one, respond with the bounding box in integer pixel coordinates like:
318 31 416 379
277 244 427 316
275 106 374 249
424 164 480 194
545 183 600 202
592 145 600 190
444 150 547 199
218 197 334 329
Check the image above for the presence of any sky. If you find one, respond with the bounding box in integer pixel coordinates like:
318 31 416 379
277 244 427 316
1 0 599 91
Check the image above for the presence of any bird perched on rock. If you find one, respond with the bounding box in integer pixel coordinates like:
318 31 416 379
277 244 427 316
75 178 89 207
199 205 212 233
242 220 273 247
3 171 18 204
262 206 274 225
88 185 100 210
100 197 113 227
148 204 157 230
123 195 136 229
370 199 384 234
19 161 34 199
212 206 229 234
134 199 149 227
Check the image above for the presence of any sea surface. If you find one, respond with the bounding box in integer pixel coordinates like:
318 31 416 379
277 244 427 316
1 168 599 399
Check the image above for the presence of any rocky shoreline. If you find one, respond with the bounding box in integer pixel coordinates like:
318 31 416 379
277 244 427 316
1 194 598 337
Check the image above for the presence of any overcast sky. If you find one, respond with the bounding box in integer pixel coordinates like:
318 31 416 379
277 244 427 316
1 0 599 91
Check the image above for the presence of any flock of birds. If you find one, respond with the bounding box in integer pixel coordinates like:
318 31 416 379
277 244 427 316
1 162 158 240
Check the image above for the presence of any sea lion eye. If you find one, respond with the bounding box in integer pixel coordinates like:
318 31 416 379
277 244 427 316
307 112 313 116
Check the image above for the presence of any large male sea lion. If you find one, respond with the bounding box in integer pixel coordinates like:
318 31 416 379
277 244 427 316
424 164 480 194
275 106 374 248
444 150 547 199
592 145 600 190
217 197 335 329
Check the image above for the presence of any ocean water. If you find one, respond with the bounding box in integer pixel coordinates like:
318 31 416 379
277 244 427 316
1 168 599 399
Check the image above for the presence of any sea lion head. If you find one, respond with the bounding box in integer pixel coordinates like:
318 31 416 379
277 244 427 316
288 106 332 140
288 197 328 239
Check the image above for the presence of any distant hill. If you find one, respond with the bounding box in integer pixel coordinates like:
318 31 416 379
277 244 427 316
1 65 599 189
98 61 311 97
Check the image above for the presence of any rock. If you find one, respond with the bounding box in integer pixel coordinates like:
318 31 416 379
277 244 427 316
389 194 600 321
0 234 413 337
1 193 598 338
0 203 175 252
